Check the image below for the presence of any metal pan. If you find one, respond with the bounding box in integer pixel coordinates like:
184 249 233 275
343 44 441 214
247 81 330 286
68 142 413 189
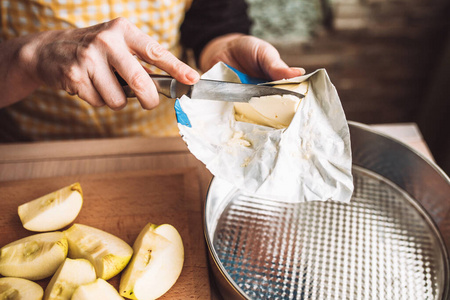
204 121 450 299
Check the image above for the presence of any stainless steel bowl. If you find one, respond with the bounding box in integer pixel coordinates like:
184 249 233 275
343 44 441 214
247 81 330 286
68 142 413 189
204 121 450 300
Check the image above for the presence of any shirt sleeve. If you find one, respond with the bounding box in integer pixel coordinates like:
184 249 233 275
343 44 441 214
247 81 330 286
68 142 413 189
180 0 252 64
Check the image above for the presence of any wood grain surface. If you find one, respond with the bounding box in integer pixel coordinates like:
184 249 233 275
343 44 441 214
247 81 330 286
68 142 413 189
0 126 440 299
0 168 211 299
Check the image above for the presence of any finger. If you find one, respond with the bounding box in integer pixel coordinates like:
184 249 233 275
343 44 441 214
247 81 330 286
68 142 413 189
123 26 199 85
63 72 105 107
268 66 305 81
72 82 106 108
89 62 128 110
258 43 305 80
110 49 160 110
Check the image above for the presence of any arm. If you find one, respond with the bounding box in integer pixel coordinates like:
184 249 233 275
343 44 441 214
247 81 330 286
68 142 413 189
180 0 304 80
0 18 200 110
0 34 40 108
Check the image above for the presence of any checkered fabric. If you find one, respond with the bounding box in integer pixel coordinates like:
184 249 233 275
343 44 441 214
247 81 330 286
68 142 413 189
0 0 192 140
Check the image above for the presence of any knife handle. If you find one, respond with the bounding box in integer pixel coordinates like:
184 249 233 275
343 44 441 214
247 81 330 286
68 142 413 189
115 72 183 99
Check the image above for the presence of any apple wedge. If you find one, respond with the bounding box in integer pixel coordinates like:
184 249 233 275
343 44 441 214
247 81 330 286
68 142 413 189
44 258 96 300
0 232 68 280
18 183 83 232
119 223 184 300
72 278 124 300
64 224 133 280
0 277 44 300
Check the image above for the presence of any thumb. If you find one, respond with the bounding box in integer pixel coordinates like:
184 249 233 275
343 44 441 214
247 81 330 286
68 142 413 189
271 66 305 81
266 59 305 80
259 45 305 80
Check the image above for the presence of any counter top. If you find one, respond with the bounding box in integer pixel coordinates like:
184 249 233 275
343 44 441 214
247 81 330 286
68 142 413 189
0 123 442 299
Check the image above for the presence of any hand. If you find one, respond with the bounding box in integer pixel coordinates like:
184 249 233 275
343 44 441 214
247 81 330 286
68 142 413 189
18 17 200 110
199 34 305 81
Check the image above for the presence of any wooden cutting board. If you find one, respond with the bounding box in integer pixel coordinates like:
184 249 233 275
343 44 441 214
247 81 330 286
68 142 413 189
0 168 211 299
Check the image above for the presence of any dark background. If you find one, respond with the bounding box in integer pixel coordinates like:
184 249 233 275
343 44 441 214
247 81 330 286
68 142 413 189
248 0 450 175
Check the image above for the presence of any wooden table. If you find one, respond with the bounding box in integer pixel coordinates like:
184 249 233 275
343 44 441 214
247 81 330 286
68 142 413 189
0 123 440 298
0 122 434 185
0 136 215 299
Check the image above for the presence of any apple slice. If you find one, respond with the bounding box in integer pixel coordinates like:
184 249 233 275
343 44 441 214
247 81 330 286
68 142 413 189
18 183 83 232
0 277 44 300
64 224 133 280
44 258 96 300
0 232 68 280
119 223 184 300
72 278 124 300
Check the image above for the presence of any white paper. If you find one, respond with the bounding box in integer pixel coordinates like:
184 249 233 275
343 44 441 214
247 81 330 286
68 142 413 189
177 62 354 203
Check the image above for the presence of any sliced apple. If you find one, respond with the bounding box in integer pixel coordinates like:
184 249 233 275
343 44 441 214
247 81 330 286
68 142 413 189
64 224 133 280
72 278 124 300
119 223 184 300
0 277 44 300
43 257 96 300
18 183 83 232
0 232 68 280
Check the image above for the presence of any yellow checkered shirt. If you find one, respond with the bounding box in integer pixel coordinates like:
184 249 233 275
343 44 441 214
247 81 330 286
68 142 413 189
0 0 192 140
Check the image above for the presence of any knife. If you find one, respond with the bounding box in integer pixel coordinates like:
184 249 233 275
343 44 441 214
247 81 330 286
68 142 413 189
116 73 305 102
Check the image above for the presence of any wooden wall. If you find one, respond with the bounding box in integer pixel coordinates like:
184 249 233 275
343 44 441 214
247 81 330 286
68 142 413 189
272 0 450 174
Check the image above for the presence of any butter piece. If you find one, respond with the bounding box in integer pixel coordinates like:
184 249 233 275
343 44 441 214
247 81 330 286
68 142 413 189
234 81 309 129
227 131 251 147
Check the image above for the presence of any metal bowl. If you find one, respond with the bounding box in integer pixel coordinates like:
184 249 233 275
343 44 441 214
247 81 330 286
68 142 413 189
204 121 450 300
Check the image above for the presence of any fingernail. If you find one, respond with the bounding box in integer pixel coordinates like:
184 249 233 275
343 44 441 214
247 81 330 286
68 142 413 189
186 71 200 83
292 67 306 75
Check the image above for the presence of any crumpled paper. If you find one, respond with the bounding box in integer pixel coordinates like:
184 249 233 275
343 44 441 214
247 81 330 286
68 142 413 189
175 62 353 203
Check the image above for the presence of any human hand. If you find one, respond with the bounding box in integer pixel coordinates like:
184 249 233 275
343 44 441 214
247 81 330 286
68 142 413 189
199 34 305 81
21 17 199 110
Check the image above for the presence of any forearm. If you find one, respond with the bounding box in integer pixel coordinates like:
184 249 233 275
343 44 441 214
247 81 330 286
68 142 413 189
0 34 42 108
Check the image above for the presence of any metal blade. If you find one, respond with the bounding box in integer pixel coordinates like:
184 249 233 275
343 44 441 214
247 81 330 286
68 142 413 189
179 79 305 103
117 72 305 101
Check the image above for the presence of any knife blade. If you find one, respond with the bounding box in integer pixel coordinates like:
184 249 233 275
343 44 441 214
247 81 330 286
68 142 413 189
117 73 305 102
